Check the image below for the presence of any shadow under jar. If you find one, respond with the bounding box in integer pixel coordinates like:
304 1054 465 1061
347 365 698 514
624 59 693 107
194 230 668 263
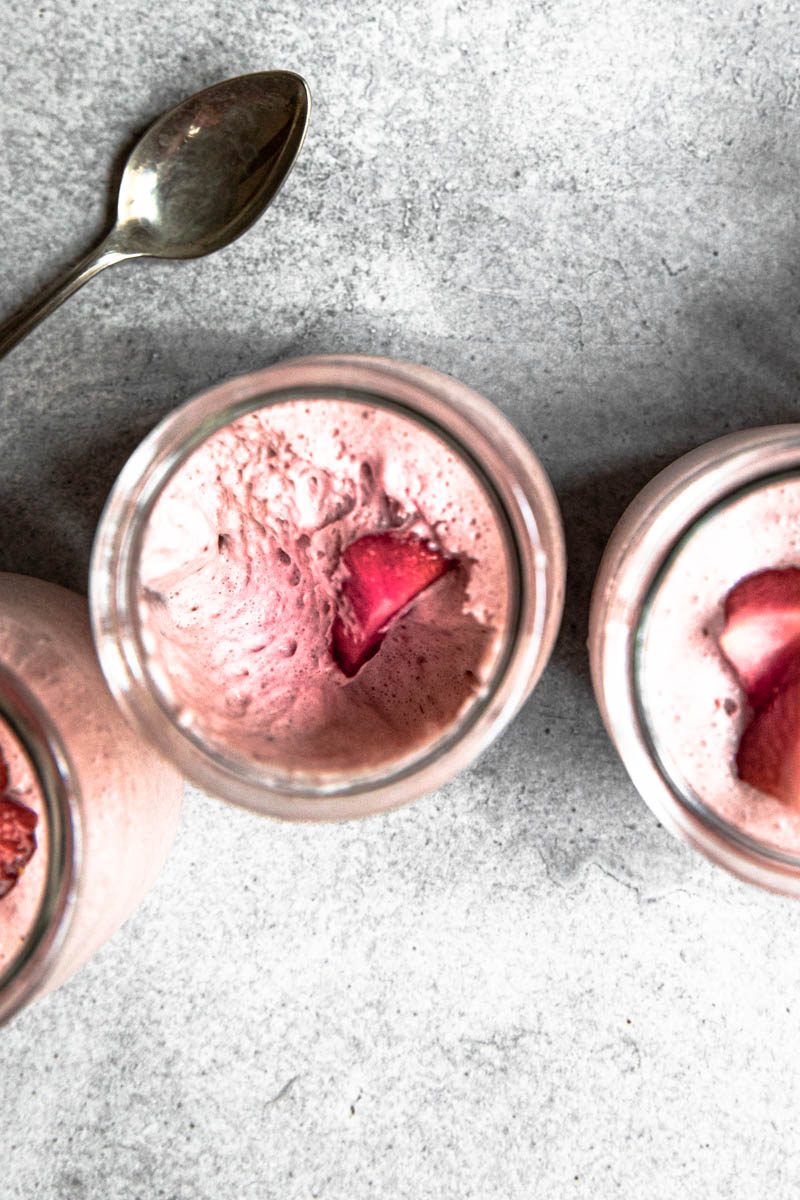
90 355 565 820
589 425 800 896
0 575 183 1025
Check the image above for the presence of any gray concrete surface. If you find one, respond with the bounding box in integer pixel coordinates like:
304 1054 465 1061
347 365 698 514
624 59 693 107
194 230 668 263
2 0 800 1196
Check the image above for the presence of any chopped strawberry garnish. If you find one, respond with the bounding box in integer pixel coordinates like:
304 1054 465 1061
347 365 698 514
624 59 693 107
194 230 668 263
718 568 800 807
719 568 800 707
331 531 453 677
0 794 38 900
736 669 800 808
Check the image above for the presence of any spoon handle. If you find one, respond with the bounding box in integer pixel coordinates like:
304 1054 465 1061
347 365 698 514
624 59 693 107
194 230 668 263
0 236 134 361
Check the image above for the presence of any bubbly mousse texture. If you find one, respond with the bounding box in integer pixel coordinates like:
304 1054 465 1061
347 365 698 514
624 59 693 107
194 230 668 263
138 398 510 773
0 723 46 973
639 475 800 853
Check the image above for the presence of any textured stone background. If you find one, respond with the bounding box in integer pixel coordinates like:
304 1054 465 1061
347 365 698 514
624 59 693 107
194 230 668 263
2 0 800 1196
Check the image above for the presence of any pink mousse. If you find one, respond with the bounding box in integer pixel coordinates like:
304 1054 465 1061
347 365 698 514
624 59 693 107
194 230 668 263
639 476 800 853
138 399 509 772
0 575 183 996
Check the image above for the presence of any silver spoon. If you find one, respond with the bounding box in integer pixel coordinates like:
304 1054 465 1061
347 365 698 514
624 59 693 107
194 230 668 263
0 70 310 359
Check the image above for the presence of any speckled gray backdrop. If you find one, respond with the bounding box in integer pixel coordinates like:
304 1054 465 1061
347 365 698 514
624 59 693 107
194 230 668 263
2 1 800 1197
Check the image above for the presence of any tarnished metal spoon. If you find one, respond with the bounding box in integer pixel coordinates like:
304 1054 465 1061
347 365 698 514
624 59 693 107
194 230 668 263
0 70 310 359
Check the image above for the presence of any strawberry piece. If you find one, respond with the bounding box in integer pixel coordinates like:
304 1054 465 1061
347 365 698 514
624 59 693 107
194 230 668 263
0 794 38 899
717 568 800 807
719 568 800 707
331 531 453 677
736 659 800 807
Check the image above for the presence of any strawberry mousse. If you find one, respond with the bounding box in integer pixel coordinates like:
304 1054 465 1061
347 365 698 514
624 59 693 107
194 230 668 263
638 476 800 853
0 574 183 1008
137 398 510 774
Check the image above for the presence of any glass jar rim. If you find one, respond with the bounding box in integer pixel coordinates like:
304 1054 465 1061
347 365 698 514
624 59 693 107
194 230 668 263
632 459 800 881
90 355 559 819
0 662 79 1025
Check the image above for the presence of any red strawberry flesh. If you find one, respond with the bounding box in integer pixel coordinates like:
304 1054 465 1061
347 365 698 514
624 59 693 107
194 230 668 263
736 670 800 808
0 794 38 900
719 567 800 707
718 568 800 808
331 531 454 677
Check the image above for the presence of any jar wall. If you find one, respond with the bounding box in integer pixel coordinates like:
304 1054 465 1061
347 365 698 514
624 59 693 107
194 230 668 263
0 574 183 1007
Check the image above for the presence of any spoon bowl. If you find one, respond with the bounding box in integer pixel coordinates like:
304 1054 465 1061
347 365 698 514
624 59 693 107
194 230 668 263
0 70 310 357
116 72 310 259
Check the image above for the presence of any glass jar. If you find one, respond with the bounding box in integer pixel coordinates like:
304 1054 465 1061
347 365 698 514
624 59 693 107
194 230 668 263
90 354 565 820
0 574 184 1024
589 425 800 895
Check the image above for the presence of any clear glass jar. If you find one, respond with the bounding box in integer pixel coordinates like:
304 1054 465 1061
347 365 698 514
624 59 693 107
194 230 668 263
589 425 800 895
0 575 184 1024
90 354 565 820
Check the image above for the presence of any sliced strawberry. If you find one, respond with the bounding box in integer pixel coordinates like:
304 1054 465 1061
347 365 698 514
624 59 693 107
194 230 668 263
719 568 800 706
331 531 454 677
736 662 800 808
0 794 38 899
